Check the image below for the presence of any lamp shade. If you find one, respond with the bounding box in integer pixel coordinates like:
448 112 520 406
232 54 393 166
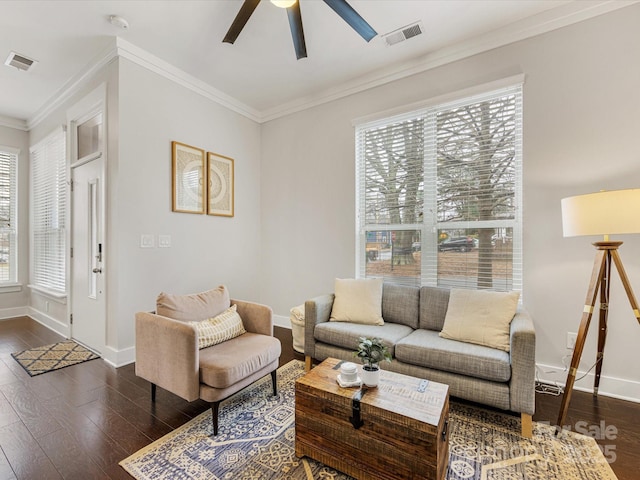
271 0 296 7
561 189 640 237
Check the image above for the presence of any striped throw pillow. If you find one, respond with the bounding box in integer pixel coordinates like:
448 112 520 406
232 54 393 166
189 304 246 349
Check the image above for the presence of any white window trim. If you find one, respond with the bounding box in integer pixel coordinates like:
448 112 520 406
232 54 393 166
352 73 526 127
0 283 22 293
29 127 67 295
355 79 523 292
0 144 19 287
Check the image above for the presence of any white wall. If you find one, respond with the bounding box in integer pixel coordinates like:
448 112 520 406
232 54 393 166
17 54 262 365
27 60 119 337
0 125 29 317
260 4 640 400
114 58 262 358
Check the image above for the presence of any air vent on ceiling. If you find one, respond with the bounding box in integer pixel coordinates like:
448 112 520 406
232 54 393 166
382 21 424 47
4 52 37 71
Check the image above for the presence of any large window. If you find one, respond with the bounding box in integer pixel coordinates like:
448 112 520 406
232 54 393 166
0 147 18 285
356 83 522 292
30 128 67 293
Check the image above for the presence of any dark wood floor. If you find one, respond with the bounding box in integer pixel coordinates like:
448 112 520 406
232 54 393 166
0 316 638 479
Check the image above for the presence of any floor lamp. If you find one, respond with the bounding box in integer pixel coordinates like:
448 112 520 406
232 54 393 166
556 189 640 433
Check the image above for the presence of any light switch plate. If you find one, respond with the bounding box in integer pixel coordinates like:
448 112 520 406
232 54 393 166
140 234 155 248
158 235 171 248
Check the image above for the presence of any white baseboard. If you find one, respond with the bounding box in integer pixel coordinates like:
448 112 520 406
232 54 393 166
103 345 135 368
274 314 291 329
0 306 28 320
28 307 70 338
25 308 134 368
536 362 640 403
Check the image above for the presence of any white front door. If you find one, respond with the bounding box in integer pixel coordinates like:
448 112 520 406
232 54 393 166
68 87 106 354
71 156 105 352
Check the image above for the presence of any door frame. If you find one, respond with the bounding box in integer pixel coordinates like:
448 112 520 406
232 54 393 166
66 83 108 353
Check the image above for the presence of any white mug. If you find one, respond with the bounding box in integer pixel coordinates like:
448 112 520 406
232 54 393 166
340 362 358 382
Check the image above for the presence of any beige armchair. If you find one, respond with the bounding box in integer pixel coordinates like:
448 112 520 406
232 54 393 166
135 286 281 435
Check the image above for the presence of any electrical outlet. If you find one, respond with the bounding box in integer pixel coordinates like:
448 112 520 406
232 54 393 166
140 234 155 248
158 234 171 248
566 332 577 350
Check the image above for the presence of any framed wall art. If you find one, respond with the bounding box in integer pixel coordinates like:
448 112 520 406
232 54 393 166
207 152 234 217
172 141 205 214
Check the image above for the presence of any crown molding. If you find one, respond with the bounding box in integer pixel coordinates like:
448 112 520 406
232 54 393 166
26 37 261 130
22 0 638 129
114 38 262 123
260 0 638 122
27 42 118 131
0 115 28 131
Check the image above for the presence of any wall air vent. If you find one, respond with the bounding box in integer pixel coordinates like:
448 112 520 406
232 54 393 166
4 52 37 71
382 21 424 47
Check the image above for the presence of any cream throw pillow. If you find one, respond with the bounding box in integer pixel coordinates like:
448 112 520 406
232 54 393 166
189 304 246 349
439 289 520 352
330 278 384 326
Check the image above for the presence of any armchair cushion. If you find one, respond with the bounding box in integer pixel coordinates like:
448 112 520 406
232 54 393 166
157 285 230 322
199 333 281 389
188 304 246 349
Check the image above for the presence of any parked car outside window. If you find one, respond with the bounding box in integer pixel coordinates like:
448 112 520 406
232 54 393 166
438 237 477 252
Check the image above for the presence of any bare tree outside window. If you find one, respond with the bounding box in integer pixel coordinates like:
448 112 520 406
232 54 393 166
437 95 517 288
363 119 424 267
357 85 522 292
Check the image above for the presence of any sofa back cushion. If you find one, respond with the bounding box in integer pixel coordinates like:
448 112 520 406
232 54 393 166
156 285 231 322
419 286 451 331
382 284 419 329
330 278 384 325
439 289 520 352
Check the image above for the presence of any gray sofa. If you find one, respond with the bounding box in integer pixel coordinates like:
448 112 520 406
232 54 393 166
304 284 536 437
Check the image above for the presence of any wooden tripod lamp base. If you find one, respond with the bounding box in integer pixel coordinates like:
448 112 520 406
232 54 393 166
555 242 640 432
557 188 640 433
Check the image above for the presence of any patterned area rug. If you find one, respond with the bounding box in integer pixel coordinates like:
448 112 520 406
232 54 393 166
11 340 100 376
120 360 617 480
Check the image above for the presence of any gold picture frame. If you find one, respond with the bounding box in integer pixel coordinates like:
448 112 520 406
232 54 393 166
172 141 205 214
207 152 234 217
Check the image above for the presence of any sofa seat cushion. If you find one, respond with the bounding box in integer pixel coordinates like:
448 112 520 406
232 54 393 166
314 321 413 358
199 332 281 389
395 329 511 382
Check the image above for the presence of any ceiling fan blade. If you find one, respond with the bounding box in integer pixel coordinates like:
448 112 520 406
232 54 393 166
322 0 377 42
287 1 307 60
223 0 261 44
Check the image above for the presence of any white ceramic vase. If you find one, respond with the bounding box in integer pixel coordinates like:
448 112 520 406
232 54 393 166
360 364 380 387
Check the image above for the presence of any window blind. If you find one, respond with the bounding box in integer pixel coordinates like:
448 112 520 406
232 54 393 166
356 83 523 293
30 128 67 293
0 147 18 284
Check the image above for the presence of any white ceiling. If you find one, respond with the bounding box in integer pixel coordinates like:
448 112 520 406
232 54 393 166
0 0 634 127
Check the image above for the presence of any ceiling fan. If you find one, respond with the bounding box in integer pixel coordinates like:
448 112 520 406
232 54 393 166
223 0 377 60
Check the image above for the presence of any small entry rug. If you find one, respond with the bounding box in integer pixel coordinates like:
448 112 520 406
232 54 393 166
120 360 617 480
11 340 100 376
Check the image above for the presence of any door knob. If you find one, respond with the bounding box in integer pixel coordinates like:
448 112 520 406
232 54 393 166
92 268 102 274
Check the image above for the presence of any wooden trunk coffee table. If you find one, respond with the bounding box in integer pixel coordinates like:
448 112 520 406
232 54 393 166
295 357 449 480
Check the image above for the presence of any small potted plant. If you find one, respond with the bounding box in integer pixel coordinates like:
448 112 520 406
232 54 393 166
354 336 391 387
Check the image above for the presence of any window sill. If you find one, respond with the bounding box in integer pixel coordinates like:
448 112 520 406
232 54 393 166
28 284 67 303
0 283 23 294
